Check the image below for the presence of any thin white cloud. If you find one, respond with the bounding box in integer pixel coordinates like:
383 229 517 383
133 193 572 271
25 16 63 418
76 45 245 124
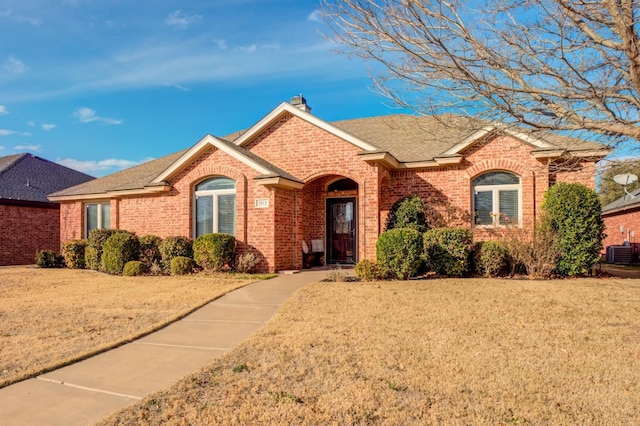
4 55 29 73
0 105 7 115
57 157 140 174
14 144 41 151
307 10 322 23
212 38 228 50
0 9 41 26
0 129 30 136
26 121 36 127
42 123 56 131
73 107 122 125
165 10 202 29
164 82 190 91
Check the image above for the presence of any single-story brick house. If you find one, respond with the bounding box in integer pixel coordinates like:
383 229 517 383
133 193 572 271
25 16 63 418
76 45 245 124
0 153 94 265
49 96 609 272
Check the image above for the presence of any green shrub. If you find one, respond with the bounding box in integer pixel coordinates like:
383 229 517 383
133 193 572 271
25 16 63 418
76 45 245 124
159 236 193 271
123 260 146 276
85 229 118 271
62 239 87 269
36 250 65 268
472 241 508 277
385 195 428 233
423 228 473 277
376 228 423 280
354 259 382 281
542 183 604 276
101 231 140 275
171 256 195 275
139 235 162 269
193 233 236 272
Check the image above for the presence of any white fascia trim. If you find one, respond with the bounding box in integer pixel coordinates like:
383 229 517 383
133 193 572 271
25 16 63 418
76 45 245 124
48 185 171 202
153 134 272 183
233 102 379 152
359 152 401 169
256 176 305 189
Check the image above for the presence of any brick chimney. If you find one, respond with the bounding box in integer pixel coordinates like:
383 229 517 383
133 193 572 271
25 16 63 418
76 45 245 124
290 94 311 113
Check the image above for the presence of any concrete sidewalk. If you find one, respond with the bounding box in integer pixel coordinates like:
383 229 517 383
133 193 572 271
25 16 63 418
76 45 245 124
0 270 330 426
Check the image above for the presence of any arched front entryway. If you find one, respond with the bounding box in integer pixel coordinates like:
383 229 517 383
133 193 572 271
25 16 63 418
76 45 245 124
300 175 359 267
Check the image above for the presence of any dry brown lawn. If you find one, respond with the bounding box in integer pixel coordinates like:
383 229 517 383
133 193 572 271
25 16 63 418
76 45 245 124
100 277 640 425
0 266 268 388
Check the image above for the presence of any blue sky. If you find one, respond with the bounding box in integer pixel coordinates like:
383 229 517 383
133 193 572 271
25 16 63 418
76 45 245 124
0 0 398 176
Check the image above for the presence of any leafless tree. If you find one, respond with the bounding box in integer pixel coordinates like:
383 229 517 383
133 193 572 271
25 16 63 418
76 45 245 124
321 0 640 146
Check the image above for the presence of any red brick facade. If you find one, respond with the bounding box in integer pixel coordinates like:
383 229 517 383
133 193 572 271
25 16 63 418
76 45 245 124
1 201 61 265
602 208 640 251
57 111 599 273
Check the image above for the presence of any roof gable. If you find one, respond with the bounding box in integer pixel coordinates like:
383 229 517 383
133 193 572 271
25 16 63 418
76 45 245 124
232 102 380 152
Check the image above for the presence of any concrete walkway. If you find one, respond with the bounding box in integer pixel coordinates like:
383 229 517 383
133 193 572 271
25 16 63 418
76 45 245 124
0 270 330 426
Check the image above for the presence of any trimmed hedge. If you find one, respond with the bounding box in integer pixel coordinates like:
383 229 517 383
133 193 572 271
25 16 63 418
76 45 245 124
355 259 382 281
423 228 473 277
376 228 423 280
171 256 195 275
123 260 146 276
542 183 604 276
159 236 193 271
101 231 140 275
36 250 65 268
62 239 87 269
86 229 118 271
472 240 508 277
193 233 236 272
385 195 428 233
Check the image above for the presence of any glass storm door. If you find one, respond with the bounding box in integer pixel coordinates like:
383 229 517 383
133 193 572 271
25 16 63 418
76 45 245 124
326 198 357 264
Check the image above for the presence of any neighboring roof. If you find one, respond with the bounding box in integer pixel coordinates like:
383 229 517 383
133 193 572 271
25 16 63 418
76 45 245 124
602 188 640 215
0 153 94 203
49 104 611 200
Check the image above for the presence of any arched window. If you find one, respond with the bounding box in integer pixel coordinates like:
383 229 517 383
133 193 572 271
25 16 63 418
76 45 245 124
195 177 236 237
473 171 521 227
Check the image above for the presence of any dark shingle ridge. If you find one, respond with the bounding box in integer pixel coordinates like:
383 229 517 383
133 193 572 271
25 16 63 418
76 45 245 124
0 153 95 202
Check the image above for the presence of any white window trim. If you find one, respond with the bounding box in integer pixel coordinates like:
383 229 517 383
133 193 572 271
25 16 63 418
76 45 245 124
194 187 236 237
85 202 110 237
473 176 522 228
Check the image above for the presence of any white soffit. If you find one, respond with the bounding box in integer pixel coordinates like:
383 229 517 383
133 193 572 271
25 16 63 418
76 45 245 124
441 124 555 156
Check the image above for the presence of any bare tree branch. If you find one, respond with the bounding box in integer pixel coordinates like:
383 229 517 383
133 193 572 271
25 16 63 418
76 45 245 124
321 0 640 145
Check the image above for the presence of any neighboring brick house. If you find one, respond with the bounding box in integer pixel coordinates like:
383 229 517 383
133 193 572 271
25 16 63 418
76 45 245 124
0 153 94 265
601 189 640 262
49 97 609 272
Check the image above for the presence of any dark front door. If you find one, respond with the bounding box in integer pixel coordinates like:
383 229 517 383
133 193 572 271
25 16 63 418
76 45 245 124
326 198 357 264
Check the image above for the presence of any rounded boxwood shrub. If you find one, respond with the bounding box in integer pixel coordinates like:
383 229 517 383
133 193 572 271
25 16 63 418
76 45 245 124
385 195 428 233
36 250 65 268
423 228 473 277
123 260 146 276
85 229 118 271
376 228 423 280
62 239 87 269
159 236 193 271
193 233 236 272
354 259 382 281
542 182 604 276
101 231 140 275
139 235 162 269
171 256 195 275
472 240 508 277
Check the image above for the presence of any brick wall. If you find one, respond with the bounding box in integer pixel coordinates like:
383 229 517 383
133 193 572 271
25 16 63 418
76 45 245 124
602 208 640 251
1 202 60 265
